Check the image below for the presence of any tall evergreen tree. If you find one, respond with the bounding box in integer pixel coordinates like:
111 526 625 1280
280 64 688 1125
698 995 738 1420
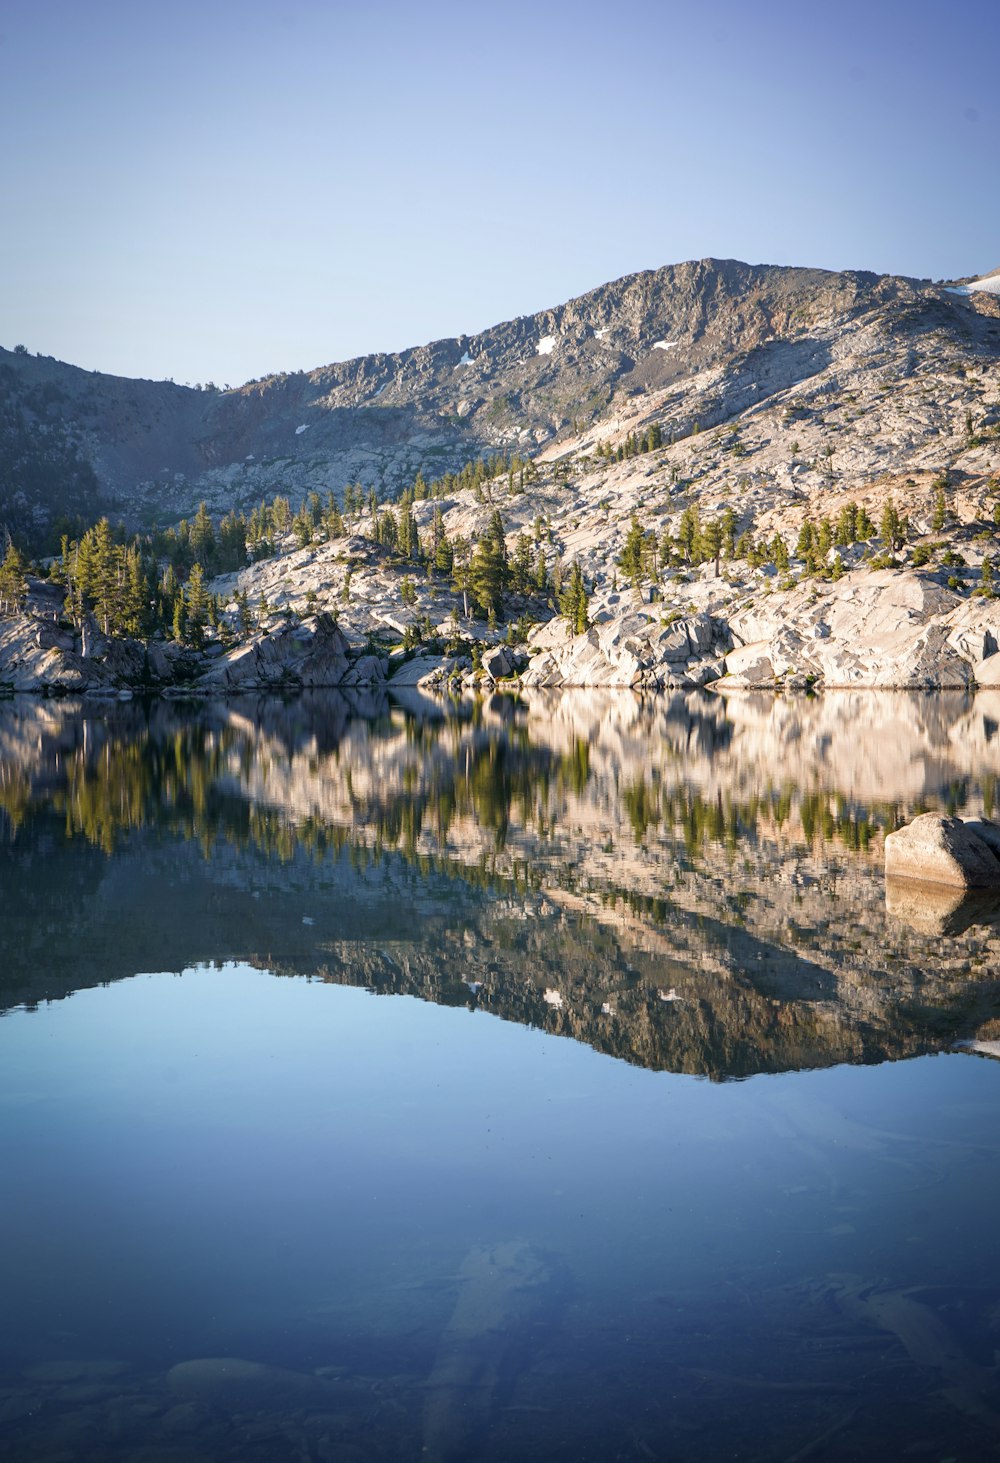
469 535 506 620
185 564 209 648
559 560 590 634
619 514 646 588
0 542 27 615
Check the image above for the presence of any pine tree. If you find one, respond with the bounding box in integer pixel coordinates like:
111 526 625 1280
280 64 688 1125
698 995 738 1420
836 502 858 547
0 542 27 615
77 518 119 634
932 486 947 531
293 506 314 548
677 506 700 564
377 508 399 550
122 546 147 636
702 519 723 577
619 514 646 588
511 534 533 595
469 535 506 620
485 509 508 587
219 510 248 571
880 498 903 553
435 530 454 575
398 492 420 560
185 564 209 648
559 560 589 634
191 502 215 569
856 506 877 541
236 589 254 637
324 496 345 538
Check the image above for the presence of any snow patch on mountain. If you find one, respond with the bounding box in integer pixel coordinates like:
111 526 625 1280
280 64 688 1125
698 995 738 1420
945 273 1000 298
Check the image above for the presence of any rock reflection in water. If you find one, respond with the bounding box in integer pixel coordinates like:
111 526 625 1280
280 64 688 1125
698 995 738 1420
886 877 1000 936
2 688 1000 1076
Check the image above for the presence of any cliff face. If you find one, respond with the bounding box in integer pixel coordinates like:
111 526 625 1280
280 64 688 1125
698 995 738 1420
2 691 998 1079
0 259 931 536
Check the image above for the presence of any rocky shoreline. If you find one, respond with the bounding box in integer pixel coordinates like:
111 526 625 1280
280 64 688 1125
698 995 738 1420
4 560 1000 698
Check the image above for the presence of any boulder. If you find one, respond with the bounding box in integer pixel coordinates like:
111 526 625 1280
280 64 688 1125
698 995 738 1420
974 651 1000 688
196 613 353 690
167 1358 336 1412
721 642 777 686
884 813 1000 889
521 611 725 689
389 654 449 687
481 645 512 680
342 653 385 685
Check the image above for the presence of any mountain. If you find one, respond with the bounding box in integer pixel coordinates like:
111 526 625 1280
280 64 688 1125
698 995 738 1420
1 256 976 544
4 255 1000 700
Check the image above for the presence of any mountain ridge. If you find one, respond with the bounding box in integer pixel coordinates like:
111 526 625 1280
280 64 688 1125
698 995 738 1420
1 256 950 543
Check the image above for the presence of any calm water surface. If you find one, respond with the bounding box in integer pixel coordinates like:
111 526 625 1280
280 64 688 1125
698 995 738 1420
2 688 1000 1461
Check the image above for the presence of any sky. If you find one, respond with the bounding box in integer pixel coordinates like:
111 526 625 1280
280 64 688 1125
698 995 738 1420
1 0 997 386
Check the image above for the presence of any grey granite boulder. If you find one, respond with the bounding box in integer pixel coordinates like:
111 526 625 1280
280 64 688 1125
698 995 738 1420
481 645 512 680
884 813 1000 889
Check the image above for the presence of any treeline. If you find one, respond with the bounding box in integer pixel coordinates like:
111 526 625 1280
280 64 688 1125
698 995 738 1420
615 498 898 588
2 443 584 640
50 519 228 646
593 424 662 462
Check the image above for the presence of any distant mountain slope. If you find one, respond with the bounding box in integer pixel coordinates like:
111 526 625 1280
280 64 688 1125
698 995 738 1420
0 258 946 544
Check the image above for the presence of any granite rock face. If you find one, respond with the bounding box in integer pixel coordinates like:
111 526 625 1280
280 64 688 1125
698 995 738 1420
718 575 1000 691
884 813 1000 889
194 614 381 691
521 611 728 689
1 608 385 696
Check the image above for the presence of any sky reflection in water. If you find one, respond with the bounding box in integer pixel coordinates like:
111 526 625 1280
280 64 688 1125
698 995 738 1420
2 690 1000 1460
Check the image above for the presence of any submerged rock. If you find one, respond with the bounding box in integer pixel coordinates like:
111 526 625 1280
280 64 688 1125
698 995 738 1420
884 813 1000 889
166 1357 336 1412
422 1241 558 1462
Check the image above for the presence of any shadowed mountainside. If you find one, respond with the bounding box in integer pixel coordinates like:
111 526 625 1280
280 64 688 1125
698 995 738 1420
0 259 936 538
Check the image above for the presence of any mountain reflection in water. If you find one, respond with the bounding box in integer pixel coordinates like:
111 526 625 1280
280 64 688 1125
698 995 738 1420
4 688 1000 1463
2 687 1000 1076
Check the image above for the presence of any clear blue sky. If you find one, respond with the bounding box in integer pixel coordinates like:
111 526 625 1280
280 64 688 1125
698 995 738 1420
1 0 997 385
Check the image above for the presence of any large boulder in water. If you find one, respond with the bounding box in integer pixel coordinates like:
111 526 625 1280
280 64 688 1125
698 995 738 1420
884 813 1000 889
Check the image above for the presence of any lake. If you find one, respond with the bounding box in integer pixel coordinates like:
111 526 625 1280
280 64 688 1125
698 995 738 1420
2 687 1000 1462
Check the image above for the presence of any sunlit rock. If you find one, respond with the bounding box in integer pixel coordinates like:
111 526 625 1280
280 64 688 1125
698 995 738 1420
884 813 1000 889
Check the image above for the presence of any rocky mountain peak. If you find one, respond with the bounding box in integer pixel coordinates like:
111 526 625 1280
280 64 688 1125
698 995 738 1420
1 256 956 546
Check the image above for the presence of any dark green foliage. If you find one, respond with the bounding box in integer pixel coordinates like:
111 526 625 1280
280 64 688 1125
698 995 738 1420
619 514 647 587
0 541 28 614
559 560 590 634
880 497 905 553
